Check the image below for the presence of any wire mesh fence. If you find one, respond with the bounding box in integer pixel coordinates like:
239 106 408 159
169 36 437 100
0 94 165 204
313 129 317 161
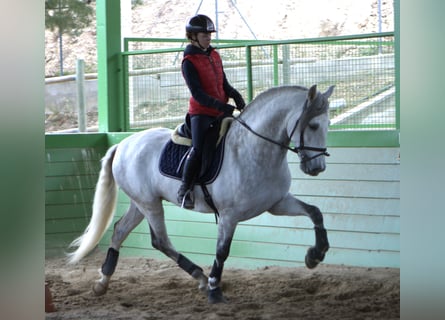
122 33 396 131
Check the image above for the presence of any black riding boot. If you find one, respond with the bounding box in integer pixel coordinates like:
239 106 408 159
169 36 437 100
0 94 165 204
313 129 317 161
177 148 200 209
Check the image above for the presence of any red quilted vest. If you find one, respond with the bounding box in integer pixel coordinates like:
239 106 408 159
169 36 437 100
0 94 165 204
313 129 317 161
183 49 228 116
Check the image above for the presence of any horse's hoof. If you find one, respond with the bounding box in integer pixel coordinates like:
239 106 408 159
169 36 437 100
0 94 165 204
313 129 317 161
198 282 207 292
194 273 208 292
208 287 227 304
305 253 320 269
92 281 108 296
305 247 324 269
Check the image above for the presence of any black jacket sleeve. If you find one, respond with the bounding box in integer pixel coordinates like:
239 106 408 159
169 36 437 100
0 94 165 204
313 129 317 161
223 76 246 110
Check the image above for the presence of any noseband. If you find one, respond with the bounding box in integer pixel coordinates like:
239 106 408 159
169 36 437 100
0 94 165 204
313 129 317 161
235 106 329 163
288 121 330 163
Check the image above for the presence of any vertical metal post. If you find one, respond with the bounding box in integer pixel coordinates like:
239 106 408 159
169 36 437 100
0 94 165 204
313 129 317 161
378 0 382 33
214 0 219 41
394 0 400 131
246 46 253 102
273 45 279 86
58 0 64 75
282 44 290 85
96 0 123 132
378 0 382 54
76 59 87 132
58 31 64 76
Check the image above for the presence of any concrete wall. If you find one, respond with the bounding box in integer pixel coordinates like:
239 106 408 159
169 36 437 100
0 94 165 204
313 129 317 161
45 78 98 114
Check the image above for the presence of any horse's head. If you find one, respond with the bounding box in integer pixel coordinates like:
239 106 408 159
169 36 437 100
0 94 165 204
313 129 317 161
291 85 335 176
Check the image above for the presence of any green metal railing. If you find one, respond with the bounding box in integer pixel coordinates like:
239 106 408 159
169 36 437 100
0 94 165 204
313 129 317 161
119 33 398 140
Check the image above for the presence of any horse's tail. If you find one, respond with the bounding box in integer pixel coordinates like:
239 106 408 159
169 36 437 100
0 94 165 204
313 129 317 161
67 144 119 264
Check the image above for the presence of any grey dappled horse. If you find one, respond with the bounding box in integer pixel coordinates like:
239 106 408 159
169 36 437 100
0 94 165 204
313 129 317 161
68 84 335 303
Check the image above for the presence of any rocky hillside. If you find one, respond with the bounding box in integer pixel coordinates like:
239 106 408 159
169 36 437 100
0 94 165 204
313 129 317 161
45 0 394 77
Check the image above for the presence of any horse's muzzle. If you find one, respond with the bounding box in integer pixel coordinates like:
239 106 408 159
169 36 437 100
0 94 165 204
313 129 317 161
301 162 326 176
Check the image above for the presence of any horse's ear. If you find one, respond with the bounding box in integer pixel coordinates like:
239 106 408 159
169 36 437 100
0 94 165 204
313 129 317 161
323 85 335 99
308 84 317 101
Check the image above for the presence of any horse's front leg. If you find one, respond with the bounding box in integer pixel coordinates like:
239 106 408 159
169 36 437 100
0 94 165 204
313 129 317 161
268 192 329 269
207 217 237 304
305 224 329 269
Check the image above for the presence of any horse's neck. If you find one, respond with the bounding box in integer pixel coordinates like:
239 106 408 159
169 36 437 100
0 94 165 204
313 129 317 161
228 91 305 166
228 121 288 170
239 91 305 142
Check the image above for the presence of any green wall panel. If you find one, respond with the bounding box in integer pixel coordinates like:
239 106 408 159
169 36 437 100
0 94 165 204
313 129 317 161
46 204 93 220
45 137 106 258
288 146 399 164
45 134 399 268
45 161 101 177
290 179 400 199
289 163 400 181
45 189 95 205
298 196 399 216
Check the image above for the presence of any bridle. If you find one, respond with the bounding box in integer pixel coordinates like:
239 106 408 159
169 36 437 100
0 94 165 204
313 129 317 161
234 102 330 163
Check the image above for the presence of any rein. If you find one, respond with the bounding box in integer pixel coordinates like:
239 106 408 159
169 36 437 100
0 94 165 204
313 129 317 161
234 109 330 163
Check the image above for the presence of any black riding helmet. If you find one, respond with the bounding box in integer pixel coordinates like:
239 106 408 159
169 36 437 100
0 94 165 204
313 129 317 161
186 14 216 33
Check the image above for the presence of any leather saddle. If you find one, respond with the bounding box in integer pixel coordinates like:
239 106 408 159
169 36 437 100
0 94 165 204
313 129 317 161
159 116 233 184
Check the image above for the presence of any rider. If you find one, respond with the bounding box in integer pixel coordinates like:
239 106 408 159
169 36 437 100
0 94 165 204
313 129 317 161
178 14 246 209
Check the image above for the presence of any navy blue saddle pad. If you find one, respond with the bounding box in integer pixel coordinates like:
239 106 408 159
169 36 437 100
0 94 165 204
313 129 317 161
159 137 226 185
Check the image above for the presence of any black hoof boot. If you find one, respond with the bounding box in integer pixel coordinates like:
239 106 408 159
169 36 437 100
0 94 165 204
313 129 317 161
208 287 227 304
305 246 326 269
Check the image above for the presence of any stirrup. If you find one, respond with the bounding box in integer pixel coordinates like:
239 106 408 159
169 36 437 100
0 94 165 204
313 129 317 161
179 189 194 209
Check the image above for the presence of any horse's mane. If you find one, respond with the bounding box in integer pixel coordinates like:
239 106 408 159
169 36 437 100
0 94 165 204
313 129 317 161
296 87 330 132
241 85 329 132
243 85 308 112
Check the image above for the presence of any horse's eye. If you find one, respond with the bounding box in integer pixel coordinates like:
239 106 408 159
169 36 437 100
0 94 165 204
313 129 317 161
308 123 319 131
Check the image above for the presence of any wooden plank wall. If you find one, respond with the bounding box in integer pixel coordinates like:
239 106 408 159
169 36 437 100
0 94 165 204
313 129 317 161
97 147 400 269
45 143 106 257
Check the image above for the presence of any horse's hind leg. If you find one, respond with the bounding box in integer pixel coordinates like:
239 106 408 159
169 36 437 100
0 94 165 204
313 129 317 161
145 203 208 291
93 201 144 296
268 193 330 269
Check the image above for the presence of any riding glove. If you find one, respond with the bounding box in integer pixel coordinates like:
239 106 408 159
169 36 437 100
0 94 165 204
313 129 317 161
233 94 246 111
220 104 235 116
